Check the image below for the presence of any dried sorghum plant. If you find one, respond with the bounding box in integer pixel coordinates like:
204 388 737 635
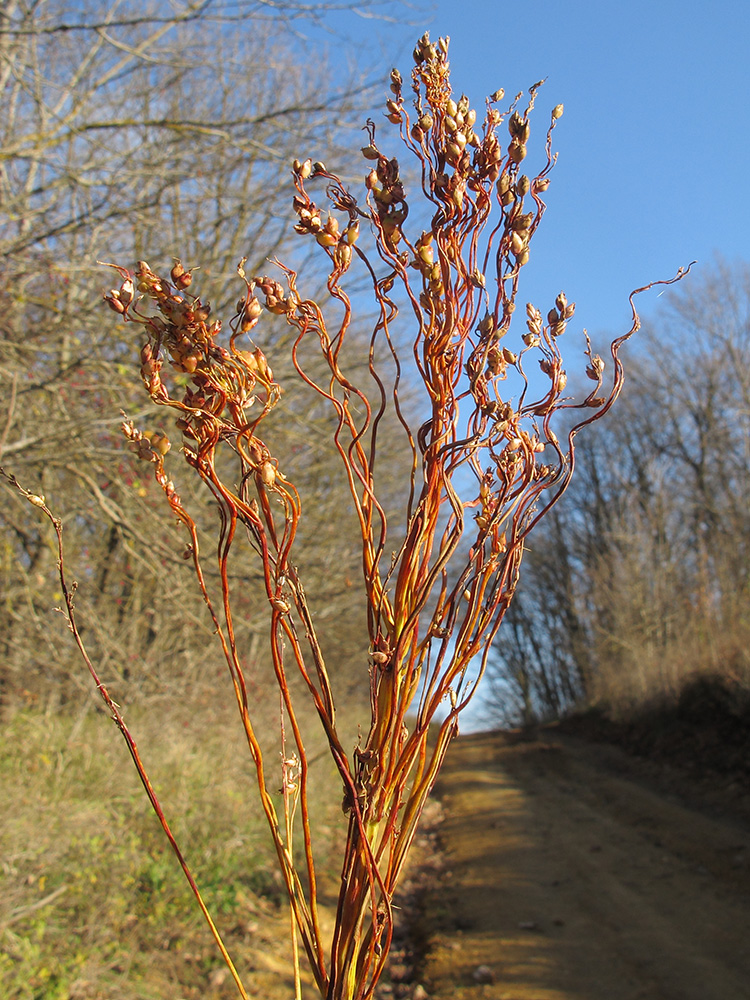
8 32 687 1000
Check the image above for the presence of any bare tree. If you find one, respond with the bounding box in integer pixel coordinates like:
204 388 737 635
0 0 411 707
485 259 750 721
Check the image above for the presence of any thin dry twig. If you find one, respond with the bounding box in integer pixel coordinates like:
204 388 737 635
0 467 252 1000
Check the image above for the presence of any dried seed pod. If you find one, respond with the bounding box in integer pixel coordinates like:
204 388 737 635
135 438 154 461
293 158 312 179
253 348 272 381
335 243 353 269
343 221 360 245
174 270 193 290
149 432 171 456
260 461 276 487
512 212 534 231
478 312 495 335
242 297 262 324
510 231 527 256
105 292 126 314
508 112 530 142
486 347 503 374
119 279 135 306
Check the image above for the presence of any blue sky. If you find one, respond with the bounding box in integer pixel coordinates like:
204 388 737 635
333 0 750 341
319 0 750 726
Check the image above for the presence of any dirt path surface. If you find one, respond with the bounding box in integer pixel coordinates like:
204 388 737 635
412 730 750 1000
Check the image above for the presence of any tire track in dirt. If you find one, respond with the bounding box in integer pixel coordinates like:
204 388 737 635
413 730 750 1000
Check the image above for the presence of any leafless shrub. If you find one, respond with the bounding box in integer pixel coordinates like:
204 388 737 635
2 31 687 1000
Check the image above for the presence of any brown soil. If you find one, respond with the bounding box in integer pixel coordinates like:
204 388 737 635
403 728 750 1000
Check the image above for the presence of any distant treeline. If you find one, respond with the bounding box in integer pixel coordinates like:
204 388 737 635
487 260 750 724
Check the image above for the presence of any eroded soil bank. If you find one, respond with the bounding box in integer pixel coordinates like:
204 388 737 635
407 729 750 1000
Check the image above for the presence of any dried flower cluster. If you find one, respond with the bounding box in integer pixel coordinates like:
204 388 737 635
94 32 686 1000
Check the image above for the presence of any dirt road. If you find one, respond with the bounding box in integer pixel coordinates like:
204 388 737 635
411 730 750 1000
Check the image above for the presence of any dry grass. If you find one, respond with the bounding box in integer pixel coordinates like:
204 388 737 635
0 701 343 1000
589 604 750 721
